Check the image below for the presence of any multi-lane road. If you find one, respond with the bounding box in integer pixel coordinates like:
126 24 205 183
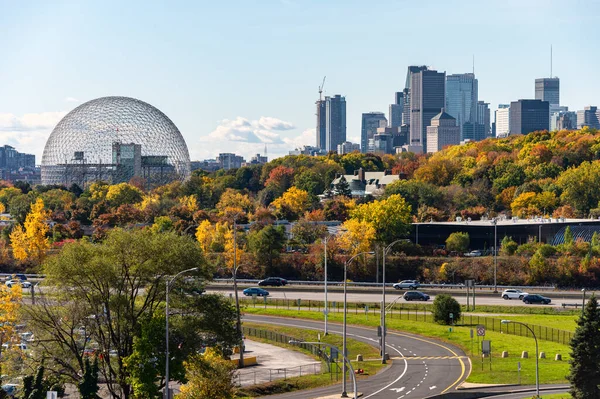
244 314 470 399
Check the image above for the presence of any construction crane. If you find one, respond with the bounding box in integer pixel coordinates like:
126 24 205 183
318 76 326 101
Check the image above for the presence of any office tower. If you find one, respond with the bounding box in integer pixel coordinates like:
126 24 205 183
316 100 327 150
402 66 429 128
551 110 577 131
445 73 478 140
577 106 600 129
370 133 394 154
509 100 550 135
495 104 510 137
409 69 446 151
337 141 361 155
389 92 404 128
217 153 245 170
324 95 347 152
477 101 491 137
377 126 407 148
361 112 387 153
535 78 560 107
426 110 460 153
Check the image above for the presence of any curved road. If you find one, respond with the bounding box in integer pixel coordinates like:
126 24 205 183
244 315 470 399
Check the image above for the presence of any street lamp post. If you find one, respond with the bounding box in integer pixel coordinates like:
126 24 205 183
231 219 246 369
342 251 373 398
165 267 199 399
324 235 329 335
582 288 586 317
289 340 357 399
491 219 498 293
381 239 410 364
501 320 539 398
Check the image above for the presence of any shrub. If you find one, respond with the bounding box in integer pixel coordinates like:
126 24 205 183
432 294 461 325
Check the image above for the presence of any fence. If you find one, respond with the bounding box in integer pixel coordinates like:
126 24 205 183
241 298 574 346
236 363 322 387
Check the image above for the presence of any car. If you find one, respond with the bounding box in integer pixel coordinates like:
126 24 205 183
2 383 18 396
522 294 551 305
393 280 420 290
5 279 31 289
501 289 529 300
464 250 482 257
403 291 430 301
258 277 287 287
243 287 270 297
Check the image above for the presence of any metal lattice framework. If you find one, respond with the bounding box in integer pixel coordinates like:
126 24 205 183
41 96 191 187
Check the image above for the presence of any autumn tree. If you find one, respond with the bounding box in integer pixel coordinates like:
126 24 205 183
445 232 470 253
557 161 600 215
105 183 144 208
338 219 376 255
270 187 311 221
247 225 286 275
177 348 237 399
0 285 22 376
10 198 51 264
350 194 412 244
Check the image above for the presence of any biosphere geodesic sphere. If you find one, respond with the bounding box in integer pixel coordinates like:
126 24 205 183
41 96 191 187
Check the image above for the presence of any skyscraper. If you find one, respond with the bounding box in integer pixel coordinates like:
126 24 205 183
445 73 477 140
402 66 428 128
477 101 491 137
361 112 387 153
577 106 600 129
509 99 549 135
323 95 347 152
426 110 460 153
316 100 327 150
389 92 404 128
535 78 560 107
495 104 510 137
409 69 446 151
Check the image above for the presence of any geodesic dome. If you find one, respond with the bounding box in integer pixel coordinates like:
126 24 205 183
41 96 191 187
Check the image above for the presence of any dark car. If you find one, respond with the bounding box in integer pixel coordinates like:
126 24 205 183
258 277 287 287
243 287 270 297
522 294 551 305
403 291 430 301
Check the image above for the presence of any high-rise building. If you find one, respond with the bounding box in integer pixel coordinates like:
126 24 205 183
316 100 327 150
509 100 550 135
217 153 245 170
551 110 577 131
369 134 394 154
535 78 560 107
577 106 600 129
361 112 387 153
477 101 491 137
389 92 404 128
337 141 361 155
445 73 477 140
324 95 347 152
377 126 407 148
409 69 446 152
426 110 460 153
402 66 428 128
495 104 510 137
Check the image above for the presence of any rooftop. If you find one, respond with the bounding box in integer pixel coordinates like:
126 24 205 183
414 217 600 227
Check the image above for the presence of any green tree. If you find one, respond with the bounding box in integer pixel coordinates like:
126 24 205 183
177 348 237 399
445 232 470 253
500 236 518 256
568 295 600 399
334 176 352 198
432 294 461 325
564 226 574 245
350 194 412 244
78 358 100 399
247 225 286 275
557 161 600 215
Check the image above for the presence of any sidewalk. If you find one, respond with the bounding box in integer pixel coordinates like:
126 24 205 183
235 339 322 387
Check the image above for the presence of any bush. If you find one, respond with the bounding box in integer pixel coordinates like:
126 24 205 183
445 232 470 253
432 294 461 325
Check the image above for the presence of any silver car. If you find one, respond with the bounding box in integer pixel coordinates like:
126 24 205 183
393 280 420 290
501 289 528 300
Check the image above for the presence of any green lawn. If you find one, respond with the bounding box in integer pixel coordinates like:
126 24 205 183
243 307 572 385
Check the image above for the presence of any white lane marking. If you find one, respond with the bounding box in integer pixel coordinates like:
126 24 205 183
390 387 405 392
430 385 437 390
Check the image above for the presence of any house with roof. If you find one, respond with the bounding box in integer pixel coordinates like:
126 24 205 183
325 167 401 198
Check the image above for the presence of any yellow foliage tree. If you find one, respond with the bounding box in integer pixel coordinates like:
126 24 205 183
179 195 199 213
338 219 376 255
0 284 22 358
271 187 310 220
177 348 237 399
10 198 51 264
216 189 253 216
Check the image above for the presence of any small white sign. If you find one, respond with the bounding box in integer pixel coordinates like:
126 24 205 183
47 392 58 399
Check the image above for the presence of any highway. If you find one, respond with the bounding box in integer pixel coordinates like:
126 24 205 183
208 287 566 307
243 315 470 399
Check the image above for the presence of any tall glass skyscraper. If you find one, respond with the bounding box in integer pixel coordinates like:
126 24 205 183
389 92 404 128
402 66 428 128
535 78 560 107
445 73 477 140
325 95 347 152
361 112 387 153
409 69 446 151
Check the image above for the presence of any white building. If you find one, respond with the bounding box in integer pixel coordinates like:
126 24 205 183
495 104 510 137
426 110 460 153
337 141 360 155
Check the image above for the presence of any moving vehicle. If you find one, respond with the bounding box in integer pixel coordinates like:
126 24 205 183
258 277 288 287
5 279 31 289
393 280 420 290
243 287 270 297
403 291 430 301
2 383 18 396
501 289 529 300
464 250 482 257
522 294 551 305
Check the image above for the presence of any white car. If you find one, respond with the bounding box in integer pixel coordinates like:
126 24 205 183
393 280 420 290
501 289 529 300
5 280 31 289
464 250 482 257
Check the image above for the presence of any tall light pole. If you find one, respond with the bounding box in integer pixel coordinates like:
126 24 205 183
491 218 498 293
342 251 373 398
231 218 245 369
324 234 329 335
165 267 198 399
582 288 586 317
502 320 539 398
381 239 410 364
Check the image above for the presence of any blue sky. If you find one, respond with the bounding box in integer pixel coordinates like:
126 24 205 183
1 0 598 162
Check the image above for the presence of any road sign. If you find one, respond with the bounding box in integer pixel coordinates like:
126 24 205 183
331 347 339 359
482 340 491 355
449 313 454 319
477 325 486 336
47 393 58 399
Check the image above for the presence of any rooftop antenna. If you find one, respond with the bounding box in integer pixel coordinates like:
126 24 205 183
318 76 326 101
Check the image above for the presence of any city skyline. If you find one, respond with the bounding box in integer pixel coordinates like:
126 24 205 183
1 1 599 163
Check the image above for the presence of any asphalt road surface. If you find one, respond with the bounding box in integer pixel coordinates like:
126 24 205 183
209 288 563 307
243 315 470 399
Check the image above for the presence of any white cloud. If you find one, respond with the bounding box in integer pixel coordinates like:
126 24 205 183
0 111 66 160
65 97 79 103
283 127 315 149
257 116 294 131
